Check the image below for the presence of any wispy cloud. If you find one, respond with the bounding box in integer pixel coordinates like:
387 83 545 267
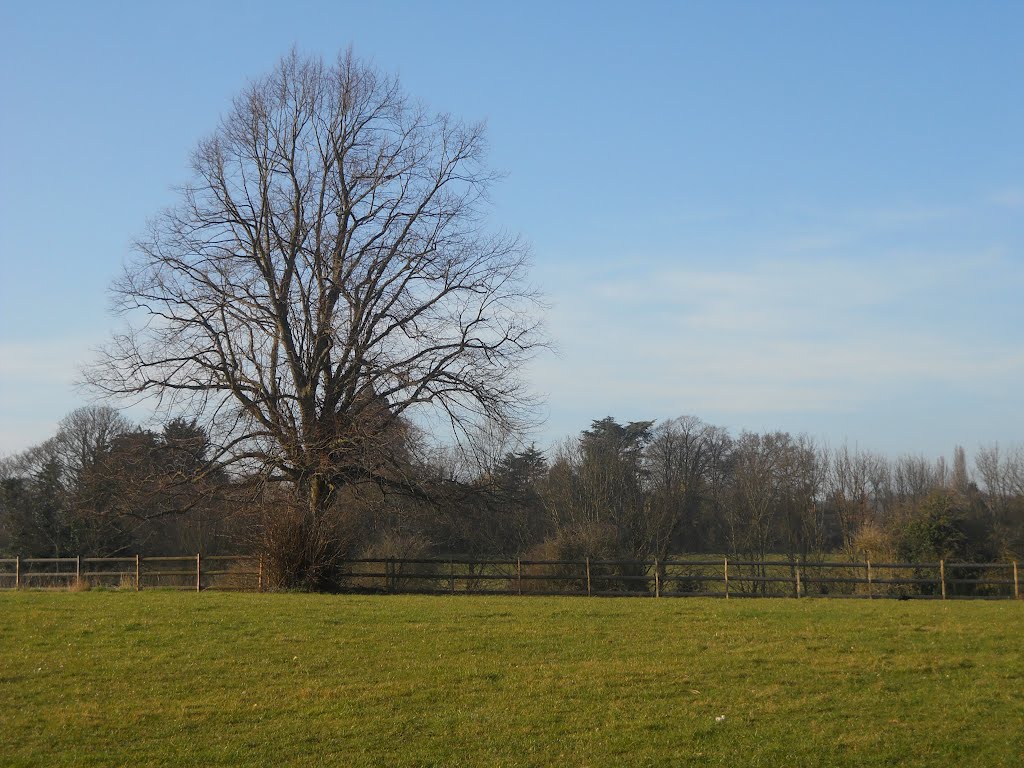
989 187 1024 210
530 245 1024 435
0 338 101 387
0 337 99 455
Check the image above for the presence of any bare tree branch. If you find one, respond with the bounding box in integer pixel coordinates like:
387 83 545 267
85 49 547 584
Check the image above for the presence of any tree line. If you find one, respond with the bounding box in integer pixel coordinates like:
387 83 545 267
2 407 1021 588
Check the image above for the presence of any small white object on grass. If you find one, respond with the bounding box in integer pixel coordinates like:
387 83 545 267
715 715 726 723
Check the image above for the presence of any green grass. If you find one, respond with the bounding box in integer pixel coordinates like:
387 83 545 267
1 592 1022 767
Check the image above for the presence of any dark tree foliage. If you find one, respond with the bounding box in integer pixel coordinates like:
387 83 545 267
0 407 232 557
896 490 998 563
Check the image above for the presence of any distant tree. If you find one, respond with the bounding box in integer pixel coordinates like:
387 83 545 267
775 435 829 568
495 445 547 494
576 417 653 557
492 445 549 552
975 443 1024 557
826 445 891 552
160 419 211 479
86 50 545 588
722 431 826 592
896 489 998 574
950 445 971 496
0 407 242 557
533 417 655 593
892 454 937 511
643 416 726 558
405 442 549 558
0 459 66 556
725 431 779 564
0 407 131 555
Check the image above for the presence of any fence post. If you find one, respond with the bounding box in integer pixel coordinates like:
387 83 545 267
76 555 81 589
586 557 592 597
15 555 20 589
795 565 801 598
136 554 141 591
1013 561 1019 600
866 559 873 599
724 557 729 599
939 559 946 600
449 559 454 594
196 553 201 593
516 557 522 596
258 554 264 593
654 558 661 598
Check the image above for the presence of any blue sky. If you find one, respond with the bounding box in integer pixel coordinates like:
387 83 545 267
1 1 1022 460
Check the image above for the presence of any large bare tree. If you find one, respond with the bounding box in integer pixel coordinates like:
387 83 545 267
87 50 545 584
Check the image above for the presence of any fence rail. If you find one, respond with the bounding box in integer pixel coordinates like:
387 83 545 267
0 555 1020 599
0 554 262 592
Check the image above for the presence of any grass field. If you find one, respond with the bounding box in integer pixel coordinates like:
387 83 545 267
1 592 1022 767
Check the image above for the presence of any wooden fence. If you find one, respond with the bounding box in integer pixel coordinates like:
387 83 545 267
0 555 1020 599
0 555 261 592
